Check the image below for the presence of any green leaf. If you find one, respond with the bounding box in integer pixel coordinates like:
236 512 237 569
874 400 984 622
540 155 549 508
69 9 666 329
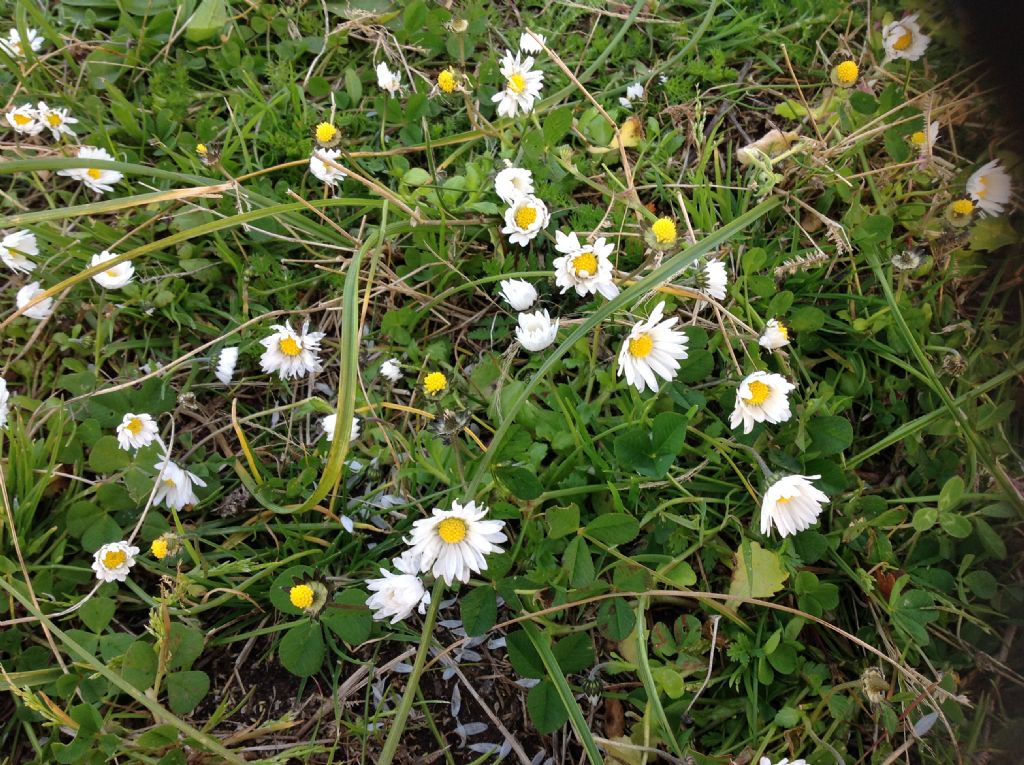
88 436 131 473
401 167 432 187
596 597 635 641
939 511 972 539
789 306 826 332
938 475 965 513
527 680 570 734
279 621 324 677
852 215 894 247
563 536 595 587
774 706 801 727
969 216 1018 252
613 411 689 477
543 106 574 146
727 541 788 609
121 639 157 691
79 597 115 633
807 416 853 456
585 514 640 546
165 670 210 714
547 504 580 539
507 629 545 679
322 590 372 644
166 622 205 671
912 507 937 532
185 0 228 42
459 585 497 637
651 665 686 699
553 632 595 674
849 91 878 114
494 465 543 500
344 67 363 104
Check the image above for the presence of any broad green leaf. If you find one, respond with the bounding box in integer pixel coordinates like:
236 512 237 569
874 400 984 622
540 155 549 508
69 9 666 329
596 597 635 641
543 106 573 146
527 679 569 734
494 465 544 500
547 504 580 539
507 629 544 679
166 623 205 671
322 590 372 644
727 541 788 610
166 670 210 714
938 475 965 513
79 597 115 633
185 0 228 42
563 536 595 587
279 621 324 677
585 514 640 546
88 435 131 473
807 416 853 456
459 585 497 637
553 632 594 674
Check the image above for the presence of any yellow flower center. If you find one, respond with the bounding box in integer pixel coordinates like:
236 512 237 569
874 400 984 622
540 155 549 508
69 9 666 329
743 379 771 406
628 333 654 358
951 199 974 215
126 417 144 435
196 143 208 156
834 60 858 85
106 268 120 278
279 336 302 356
438 69 457 93
13 112 31 126
776 495 793 505
777 323 789 340
909 131 925 146
151 538 169 559
102 549 127 569
974 177 989 198
437 517 468 544
507 73 527 94
514 205 538 229
163 477 176 488
46 113 62 126
651 217 677 244
893 28 913 51
289 584 314 609
424 371 448 395
86 168 103 180
572 251 598 277
315 123 337 144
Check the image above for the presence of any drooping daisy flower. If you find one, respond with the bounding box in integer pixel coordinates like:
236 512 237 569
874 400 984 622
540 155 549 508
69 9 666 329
617 301 689 393
730 371 796 434
494 166 534 205
498 278 537 311
116 412 160 451
0 378 10 429
57 146 123 195
153 457 207 511
321 413 360 443
515 309 559 352
376 61 402 96
15 282 53 320
309 148 346 186
760 475 829 538
406 500 508 585
214 347 239 385
380 357 402 381
366 553 431 624
697 260 728 301
90 251 134 289
1 229 38 273
967 159 1012 217
5 104 42 136
882 14 930 62
759 319 790 350
91 541 140 583
0 27 43 59
830 59 859 88
491 49 544 118
502 194 550 246
909 120 939 156
423 371 448 396
552 231 619 300
891 248 923 271
314 121 340 148
35 101 78 140
519 31 546 54
259 320 325 380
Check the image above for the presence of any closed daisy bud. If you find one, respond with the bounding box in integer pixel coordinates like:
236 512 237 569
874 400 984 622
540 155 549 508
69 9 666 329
58 146 123 195
259 320 325 380
5 103 42 136
946 198 975 227
15 282 53 320
1 229 39 273
405 500 507 585
215 346 239 385
376 61 402 96
515 309 559 352
830 59 859 88
492 49 544 118
116 412 159 451
35 101 78 140
0 378 11 429
882 14 930 62
759 319 790 350
760 474 828 538
502 194 550 246
730 370 796 434
314 121 340 148
380 357 402 381
552 231 619 300
321 413 360 442
92 541 140 583
90 250 134 289
617 301 689 393
494 166 534 205
519 31 546 54
309 148 346 186
967 159 1012 217
697 260 728 301
153 457 207 511
498 277 538 311
423 371 448 396
366 553 430 623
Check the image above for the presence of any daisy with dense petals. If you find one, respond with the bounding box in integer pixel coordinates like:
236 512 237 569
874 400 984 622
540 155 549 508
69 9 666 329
215 346 239 385
0 27 43 58
116 412 160 451
617 301 689 393
406 500 508 585
380 358 402 381
967 159 1012 217
309 148 346 186
910 120 939 156
761 475 829 538
0 378 10 429
259 320 325 380
366 555 431 624
5 104 42 136
519 31 546 54
759 319 790 350
36 101 78 140
498 277 537 311
553 231 619 299
494 166 534 205
153 457 207 511
57 146 123 195
697 260 728 301
16 282 53 320
376 61 402 95
502 194 550 246
90 251 134 289
730 371 796 434
1 229 38 273
515 309 559 352
882 14 930 62
491 49 545 118
91 541 140 583
321 413 360 442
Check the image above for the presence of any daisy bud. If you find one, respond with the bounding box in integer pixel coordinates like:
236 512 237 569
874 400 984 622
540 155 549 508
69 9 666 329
498 278 538 311
515 309 559 352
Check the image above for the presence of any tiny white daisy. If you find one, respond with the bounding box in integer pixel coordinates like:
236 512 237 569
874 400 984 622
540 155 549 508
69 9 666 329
759 319 790 350
625 82 645 101
57 146 123 195
552 231 619 300
502 194 550 246
215 347 239 385
882 14 930 62
491 49 544 118
498 277 538 311
760 474 829 538
0 378 10 429
116 412 160 451
90 250 134 289
515 309 559 352
380 357 402 381
967 159 1012 217
366 560 430 624
617 301 689 393
519 31 546 54
16 282 53 320
321 413 360 443
1 229 38 273
309 148 346 186
35 101 78 140
0 27 43 59
729 371 796 434
91 541 140 583
698 259 728 301
376 61 402 96
153 457 207 511
406 500 508 585
910 120 939 157
5 103 42 136
494 166 535 205
259 320 325 380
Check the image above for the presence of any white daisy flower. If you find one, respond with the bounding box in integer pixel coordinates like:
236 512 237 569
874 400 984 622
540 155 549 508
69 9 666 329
90 251 134 289
259 320 325 380
0 27 43 59
91 541 140 583
760 475 829 538
759 319 790 350
321 413 360 442
967 159 1012 217
380 357 402 381
494 166 534 205
910 120 939 157
1 229 38 273
617 301 689 393
215 346 239 385
406 500 508 586
0 378 10 429
16 282 53 320
759 759 807 765
625 82 645 101
498 277 537 311
5 103 42 136
501 194 550 246
116 412 160 451
519 31 546 54
35 101 78 140
57 146 123 195
366 559 431 624
376 61 402 96
309 148 346 186
698 259 728 301
515 309 559 352
491 49 544 118
729 371 796 434
552 231 619 300
882 14 930 62
153 457 207 511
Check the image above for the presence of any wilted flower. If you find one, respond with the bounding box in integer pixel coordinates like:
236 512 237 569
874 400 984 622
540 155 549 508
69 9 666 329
519 31 546 54
215 347 239 385
376 61 402 95
321 413 360 443
1 229 38 273
759 319 790 350
760 474 829 537
16 282 53 320
309 148 346 186
494 166 534 205
967 159 1012 217
153 457 207 511
380 357 402 381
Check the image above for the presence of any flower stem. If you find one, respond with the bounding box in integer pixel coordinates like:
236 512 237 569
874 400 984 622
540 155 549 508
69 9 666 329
377 577 446 765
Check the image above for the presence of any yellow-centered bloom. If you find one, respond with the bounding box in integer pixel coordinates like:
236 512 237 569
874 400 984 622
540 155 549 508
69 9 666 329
832 60 859 87
651 217 677 245
438 69 457 93
315 122 339 146
151 538 169 559
290 584 315 609
424 371 448 395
